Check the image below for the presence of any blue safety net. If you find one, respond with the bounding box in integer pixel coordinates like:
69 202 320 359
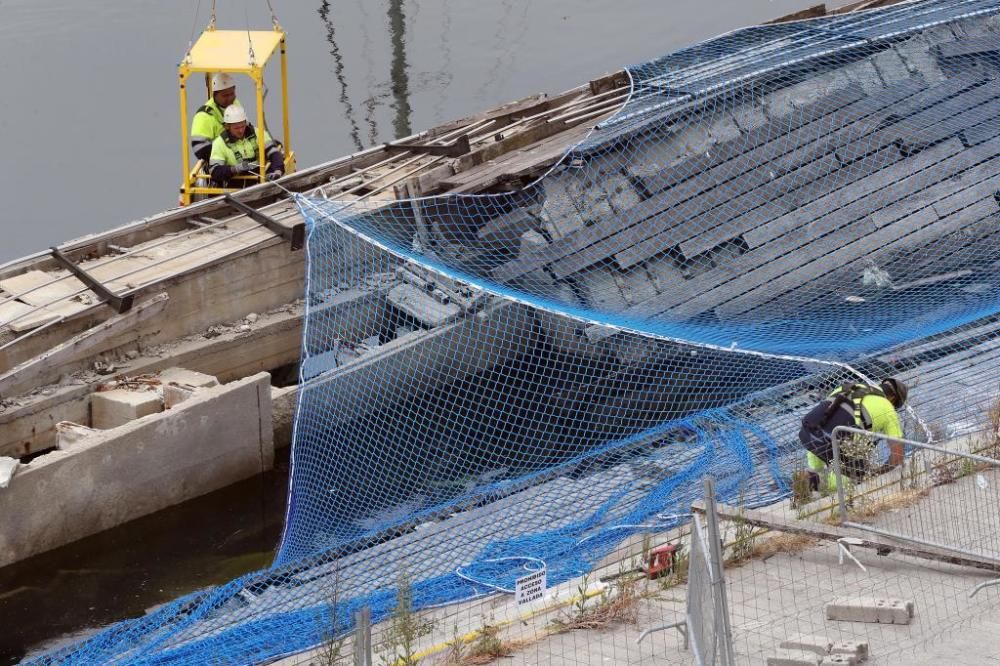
31 1 1000 663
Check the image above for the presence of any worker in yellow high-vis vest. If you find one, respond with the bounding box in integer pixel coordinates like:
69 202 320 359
208 105 285 186
798 377 908 491
190 73 243 162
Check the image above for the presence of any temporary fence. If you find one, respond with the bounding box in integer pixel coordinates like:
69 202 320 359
27 0 1000 664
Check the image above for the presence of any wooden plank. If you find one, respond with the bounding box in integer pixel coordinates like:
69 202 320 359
0 293 169 398
635 85 867 196
496 83 901 282
727 172 1000 319
763 4 826 23
892 89 1000 154
962 122 1000 147
835 77 986 163
935 36 1000 60
744 137 967 249
477 207 541 245
616 82 926 268
613 147 896 320
693 501 1000 572
0 270 95 320
0 300 59 332
621 139 977 320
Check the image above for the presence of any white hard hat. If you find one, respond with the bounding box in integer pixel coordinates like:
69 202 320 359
211 72 237 91
223 105 247 124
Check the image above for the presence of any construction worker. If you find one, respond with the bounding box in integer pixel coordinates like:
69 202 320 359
798 377 908 491
190 72 243 162
208 105 285 186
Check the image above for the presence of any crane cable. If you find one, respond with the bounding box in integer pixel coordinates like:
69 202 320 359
265 0 282 29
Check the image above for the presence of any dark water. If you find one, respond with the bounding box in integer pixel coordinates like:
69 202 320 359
0 450 289 665
0 0 813 660
0 0 808 263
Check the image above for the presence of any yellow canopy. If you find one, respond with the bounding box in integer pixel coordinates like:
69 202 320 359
183 29 283 73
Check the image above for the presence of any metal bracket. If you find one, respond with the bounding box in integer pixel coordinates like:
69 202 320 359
384 135 471 157
224 194 305 251
50 247 134 314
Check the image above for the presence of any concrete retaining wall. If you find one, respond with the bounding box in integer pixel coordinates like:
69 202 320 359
0 372 274 567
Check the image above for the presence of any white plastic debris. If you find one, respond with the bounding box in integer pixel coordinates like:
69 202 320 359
0 457 20 489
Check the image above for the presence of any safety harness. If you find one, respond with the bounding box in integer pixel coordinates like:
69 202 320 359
819 382 886 431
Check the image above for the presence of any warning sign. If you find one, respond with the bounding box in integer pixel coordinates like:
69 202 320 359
515 567 546 606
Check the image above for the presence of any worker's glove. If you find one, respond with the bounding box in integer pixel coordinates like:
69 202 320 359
266 170 284 182
234 161 253 175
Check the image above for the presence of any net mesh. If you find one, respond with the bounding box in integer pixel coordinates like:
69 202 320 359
30 1 1000 663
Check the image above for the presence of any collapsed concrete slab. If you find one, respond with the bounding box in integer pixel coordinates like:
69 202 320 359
0 372 273 567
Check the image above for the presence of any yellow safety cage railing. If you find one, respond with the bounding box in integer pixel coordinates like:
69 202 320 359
178 24 295 205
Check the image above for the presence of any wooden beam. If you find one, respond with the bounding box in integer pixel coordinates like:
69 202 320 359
0 293 169 399
764 4 827 24
692 501 1000 572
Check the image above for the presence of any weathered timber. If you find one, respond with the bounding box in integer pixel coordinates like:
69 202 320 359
692 501 1000 572
491 93 855 281
719 145 1000 317
0 293 169 399
936 35 1000 60
616 138 966 320
764 4 827 23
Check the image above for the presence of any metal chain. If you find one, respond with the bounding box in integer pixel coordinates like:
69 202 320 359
209 0 216 28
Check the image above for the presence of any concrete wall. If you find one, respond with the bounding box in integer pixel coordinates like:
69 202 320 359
0 372 274 567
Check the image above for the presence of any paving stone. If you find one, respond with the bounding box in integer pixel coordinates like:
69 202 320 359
875 598 912 624
821 655 857 665
767 650 822 666
831 640 869 660
780 635 834 656
826 597 912 625
91 389 163 430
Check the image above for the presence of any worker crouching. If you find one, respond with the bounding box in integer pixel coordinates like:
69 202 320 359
798 377 908 493
208 105 285 187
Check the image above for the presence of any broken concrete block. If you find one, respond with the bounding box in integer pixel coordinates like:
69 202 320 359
820 655 857 666
875 598 912 624
0 457 19 489
163 383 198 410
826 597 912 624
780 636 833 656
766 650 821 666
831 641 869 660
158 367 219 389
91 389 163 430
55 421 96 450
387 283 462 328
